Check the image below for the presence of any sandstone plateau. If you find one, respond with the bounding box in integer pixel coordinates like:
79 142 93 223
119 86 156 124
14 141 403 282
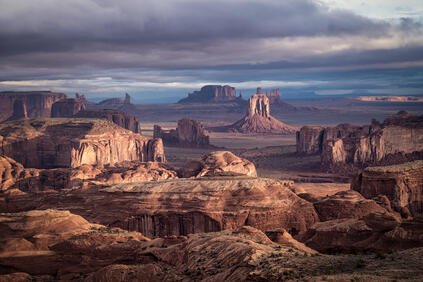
154 118 212 148
0 91 66 122
178 85 240 103
212 93 297 134
297 111 423 171
0 118 165 168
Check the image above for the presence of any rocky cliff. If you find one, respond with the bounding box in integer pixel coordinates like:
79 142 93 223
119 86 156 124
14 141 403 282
74 109 142 133
154 118 211 148
351 160 423 218
0 91 66 122
0 118 165 168
212 94 297 134
296 112 423 170
178 85 238 103
51 97 87 117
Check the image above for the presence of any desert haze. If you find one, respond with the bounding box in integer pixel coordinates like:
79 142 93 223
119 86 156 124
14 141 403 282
0 0 423 281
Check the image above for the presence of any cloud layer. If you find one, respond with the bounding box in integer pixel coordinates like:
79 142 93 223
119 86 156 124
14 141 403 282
0 0 422 101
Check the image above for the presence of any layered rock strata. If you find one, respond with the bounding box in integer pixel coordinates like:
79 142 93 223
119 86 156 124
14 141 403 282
213 94 297 134
154 118 211 147
351 160 423 217
296 111 423 169
0 118 165 168
178 85 237 103
0 91 66 122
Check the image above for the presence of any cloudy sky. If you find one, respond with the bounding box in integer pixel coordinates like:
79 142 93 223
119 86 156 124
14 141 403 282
0 0 423 102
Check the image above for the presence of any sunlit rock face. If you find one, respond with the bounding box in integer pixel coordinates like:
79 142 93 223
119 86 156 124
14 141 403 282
0 118 165 168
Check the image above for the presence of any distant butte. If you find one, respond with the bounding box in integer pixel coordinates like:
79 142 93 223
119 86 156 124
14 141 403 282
211 89 297 134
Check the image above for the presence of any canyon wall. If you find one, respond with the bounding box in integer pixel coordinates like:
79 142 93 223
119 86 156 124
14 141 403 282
296 111 423 169
74 109 142 133
0 91 66 122
0 118 165 169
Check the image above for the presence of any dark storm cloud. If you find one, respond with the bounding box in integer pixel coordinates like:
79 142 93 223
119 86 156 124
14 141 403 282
0 0 387 58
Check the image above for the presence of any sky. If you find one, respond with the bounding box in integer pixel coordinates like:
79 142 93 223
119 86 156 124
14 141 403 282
0 0 423 103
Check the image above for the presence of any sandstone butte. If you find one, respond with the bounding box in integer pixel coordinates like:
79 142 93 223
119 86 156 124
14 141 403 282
296 111 423 171
212 92 297 134
51 96 87 118
0 91 66 122
0 118 165 169
154 118 212 148
178 85 239 103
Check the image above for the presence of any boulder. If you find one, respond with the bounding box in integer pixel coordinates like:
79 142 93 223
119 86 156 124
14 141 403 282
179 151 257 178
0 118 165 168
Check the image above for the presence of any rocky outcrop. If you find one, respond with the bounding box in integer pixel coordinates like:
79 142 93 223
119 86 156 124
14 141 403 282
0 118 165 168
296 126 324 154
351 160 423 218
74 109 141 133
0 178 319 238
296 112 423 170
213 94 297 134
154 118 211 148
179 151 257 178
178 85 238 103
51 96 87 117
0 91 66 122
97 93 133 107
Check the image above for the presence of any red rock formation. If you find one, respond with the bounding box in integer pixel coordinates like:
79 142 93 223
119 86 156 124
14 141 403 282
51 97 87 117
154 118 212 148
74 109 141 133
5 99 28 121
214 94 297 134
178 85 238 103
296 112 423 170
0 178 319 238
296 126 324 155
179 151 257 178
351 160 423 218
0 91 66 122
0 118 165 169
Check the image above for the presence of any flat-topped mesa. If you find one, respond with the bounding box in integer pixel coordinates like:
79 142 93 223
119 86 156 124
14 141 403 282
0 118 165 169
51 96 87 117
211 91 297 134
154 118 211 148
74 109 141 133
178 85 237 103
265 89 281 103
248 94 270 118
296 111 423 171
0 91 67 122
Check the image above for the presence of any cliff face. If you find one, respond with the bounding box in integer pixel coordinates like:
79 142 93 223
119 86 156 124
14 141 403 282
51 98 87 117
214 94 297 134
296 126 324 154
178 85 237 103
0 91 67 122
154 118 211 148
0 118 165 169
351 160 423 218
296 112 423 169
74 109 141 133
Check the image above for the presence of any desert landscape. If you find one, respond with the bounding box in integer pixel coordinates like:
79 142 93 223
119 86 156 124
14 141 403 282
1 1 423 281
